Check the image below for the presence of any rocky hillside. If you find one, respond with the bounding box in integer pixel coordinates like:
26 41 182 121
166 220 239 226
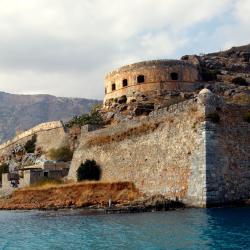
180 44 250 106
182 43 250 84
101 44 250 125
0 91 100 142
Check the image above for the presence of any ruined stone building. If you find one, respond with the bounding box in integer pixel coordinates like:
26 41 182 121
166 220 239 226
2 161 69 191
0 121 70 195
104 60 200 106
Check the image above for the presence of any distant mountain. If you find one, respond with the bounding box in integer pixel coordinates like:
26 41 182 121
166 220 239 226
0 91 101 142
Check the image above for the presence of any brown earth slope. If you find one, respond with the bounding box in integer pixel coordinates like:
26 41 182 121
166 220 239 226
0 182 140 210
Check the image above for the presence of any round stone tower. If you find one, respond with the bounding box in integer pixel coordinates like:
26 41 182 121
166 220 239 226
104 59 199 106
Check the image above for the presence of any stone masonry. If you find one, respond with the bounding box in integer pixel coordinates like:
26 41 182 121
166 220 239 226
68 90 250 207
104 60 200 106
0 121 68 157
69 95 206 206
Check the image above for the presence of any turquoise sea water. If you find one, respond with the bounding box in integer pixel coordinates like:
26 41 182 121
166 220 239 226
0 207 249 250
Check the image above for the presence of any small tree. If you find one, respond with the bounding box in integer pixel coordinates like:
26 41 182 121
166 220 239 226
48 146 73 162
77 160 101 181
24 134 37 153
65 105 103 128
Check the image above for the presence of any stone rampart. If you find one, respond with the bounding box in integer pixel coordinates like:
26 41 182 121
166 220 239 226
69 98 207 207
204 104 250 205
0 121 68 156
69 90 250 207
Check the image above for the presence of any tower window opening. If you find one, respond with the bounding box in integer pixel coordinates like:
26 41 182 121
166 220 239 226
122 79 128 87
111 83 116 91
137 75 145 83
170 72 179 80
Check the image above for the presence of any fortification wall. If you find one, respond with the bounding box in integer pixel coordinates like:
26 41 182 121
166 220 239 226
204 104 250 205
69 99 207 207
104 60 199 105
0 121 68 156
69 90 250 207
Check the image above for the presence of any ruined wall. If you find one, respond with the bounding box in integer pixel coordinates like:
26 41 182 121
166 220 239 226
69 99 207 207
0 121 68 156
104 60 200 105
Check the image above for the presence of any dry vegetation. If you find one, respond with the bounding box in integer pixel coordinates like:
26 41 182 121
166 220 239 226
28 178 65 189
0 181 140 210
87 103 202 146
86 121 161 146
47 146 73 162
225 93 250 105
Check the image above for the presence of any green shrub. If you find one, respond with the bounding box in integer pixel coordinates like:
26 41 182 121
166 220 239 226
232 77 248 86
48 146 73 162
65 107 103 128
0 163 9 181
77 160 101 181
24 134 37 153
90 104 102 113
243 112 250 123
206 112 220 123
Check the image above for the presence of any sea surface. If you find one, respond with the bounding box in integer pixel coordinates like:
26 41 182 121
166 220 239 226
0 207 249 250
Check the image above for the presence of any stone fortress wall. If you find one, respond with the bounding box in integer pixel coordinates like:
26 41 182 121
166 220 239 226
0 121 68 156
205 104 250 205
69 91 250 207
0 55 248 207
69 97 207 207
104 60 200 105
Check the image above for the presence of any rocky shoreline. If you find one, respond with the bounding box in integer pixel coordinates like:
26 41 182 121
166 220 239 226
0 181 186 212
105 200 185 214
0 181 248 212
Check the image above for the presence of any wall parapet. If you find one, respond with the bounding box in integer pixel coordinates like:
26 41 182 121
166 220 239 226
0 121 64 151
106 59 197 77
149 98 198 118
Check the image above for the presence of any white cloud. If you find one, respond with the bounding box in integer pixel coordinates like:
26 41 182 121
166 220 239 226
210 0 250 50
0 0 248 99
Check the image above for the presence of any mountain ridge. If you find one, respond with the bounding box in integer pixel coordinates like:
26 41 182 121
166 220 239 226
0 91 100 143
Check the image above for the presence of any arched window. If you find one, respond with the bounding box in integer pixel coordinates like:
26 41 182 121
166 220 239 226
170 72 179 80
111 83 116 91
105 87 107 94
137 75 145 83
122 79 128 87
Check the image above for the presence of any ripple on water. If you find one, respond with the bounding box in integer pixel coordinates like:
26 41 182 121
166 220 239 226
0 207 249 250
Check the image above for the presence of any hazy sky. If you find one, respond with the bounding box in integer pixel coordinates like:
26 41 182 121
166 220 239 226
0 0 249 99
